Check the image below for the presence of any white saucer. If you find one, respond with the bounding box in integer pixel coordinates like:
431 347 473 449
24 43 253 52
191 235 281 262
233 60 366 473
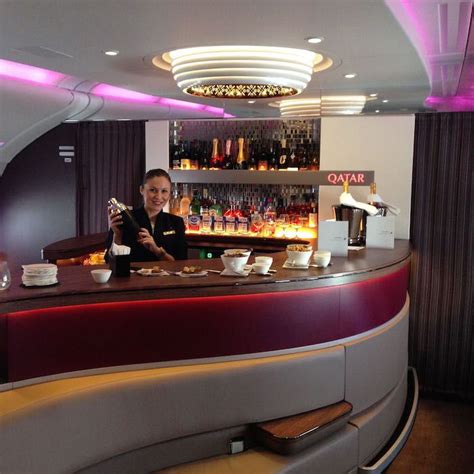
136 268 168 277
282 260 310 270
220 268 250 277
176 271 208 278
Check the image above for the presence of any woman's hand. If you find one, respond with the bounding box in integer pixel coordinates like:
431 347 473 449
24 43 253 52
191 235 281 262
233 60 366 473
137 228 162 256
108 208 123 244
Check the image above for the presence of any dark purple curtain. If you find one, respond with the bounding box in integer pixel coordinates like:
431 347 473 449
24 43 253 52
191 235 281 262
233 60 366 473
75 121 145 236
410 112 473 401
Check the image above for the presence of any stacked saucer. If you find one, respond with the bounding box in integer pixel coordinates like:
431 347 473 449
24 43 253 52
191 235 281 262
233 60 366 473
22 263 58 287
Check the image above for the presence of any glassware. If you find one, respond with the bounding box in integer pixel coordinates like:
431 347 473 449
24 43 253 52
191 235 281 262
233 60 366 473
0 261 11 290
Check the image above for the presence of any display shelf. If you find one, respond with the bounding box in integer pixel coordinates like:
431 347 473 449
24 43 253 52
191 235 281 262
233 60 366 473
168 170 374 186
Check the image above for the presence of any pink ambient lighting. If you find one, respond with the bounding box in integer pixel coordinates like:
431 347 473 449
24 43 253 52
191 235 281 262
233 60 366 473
425 96 474 112
0 59 64 85
91 84 157 103
0 142 5 147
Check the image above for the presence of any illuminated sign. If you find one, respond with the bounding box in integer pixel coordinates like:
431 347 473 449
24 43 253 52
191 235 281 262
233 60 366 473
320 171 374 186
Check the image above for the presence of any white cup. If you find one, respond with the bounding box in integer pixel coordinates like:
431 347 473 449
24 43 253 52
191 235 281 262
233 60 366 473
313 250 331 268
91 269 112 283
286 248 313 266
252 262 271 275
255 256 273 266
221 254 249 273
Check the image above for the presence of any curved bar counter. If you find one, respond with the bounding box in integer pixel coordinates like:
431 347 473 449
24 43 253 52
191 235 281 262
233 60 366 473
0 241 415 473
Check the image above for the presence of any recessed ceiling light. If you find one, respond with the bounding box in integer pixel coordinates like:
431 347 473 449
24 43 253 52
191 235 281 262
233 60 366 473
382 99 389 103
344 73 357 79
104 50 119 56
375 110 380 113
307 37 324 44
369 93 378 97
248 100 256 104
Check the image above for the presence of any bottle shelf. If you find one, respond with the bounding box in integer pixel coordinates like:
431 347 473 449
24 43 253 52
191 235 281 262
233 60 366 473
169 170 374 186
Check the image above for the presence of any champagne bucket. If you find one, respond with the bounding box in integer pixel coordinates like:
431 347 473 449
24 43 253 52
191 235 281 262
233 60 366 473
332 205 366 246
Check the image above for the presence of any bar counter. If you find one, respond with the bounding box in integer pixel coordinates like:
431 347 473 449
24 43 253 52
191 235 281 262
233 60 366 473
1 241 409 384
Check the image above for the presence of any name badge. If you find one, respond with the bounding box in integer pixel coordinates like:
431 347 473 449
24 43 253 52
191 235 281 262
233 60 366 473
163 230 176 236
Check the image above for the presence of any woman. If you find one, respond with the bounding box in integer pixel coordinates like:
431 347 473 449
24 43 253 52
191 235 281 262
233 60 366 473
106 169 187 261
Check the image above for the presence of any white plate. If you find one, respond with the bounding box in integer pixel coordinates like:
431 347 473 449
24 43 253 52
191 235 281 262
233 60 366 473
282 260 310 270
136 268 168 277
176 271 208 278
220 269 250 277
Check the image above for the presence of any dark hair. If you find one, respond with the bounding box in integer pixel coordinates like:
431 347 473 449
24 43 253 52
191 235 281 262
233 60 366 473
142 168 172 186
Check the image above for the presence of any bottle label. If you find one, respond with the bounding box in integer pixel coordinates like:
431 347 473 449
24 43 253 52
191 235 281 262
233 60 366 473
237 217 249 234
214 216 224 232
201 215 212 232
188 215 202 232
224 216 236 233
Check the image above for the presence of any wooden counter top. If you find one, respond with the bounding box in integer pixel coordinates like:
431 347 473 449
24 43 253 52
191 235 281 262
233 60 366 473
1 241 410 314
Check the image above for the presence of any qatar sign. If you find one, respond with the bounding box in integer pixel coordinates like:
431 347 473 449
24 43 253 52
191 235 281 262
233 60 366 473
320 171 374 186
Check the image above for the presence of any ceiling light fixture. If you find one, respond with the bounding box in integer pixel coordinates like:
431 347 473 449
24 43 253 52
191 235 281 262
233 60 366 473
382 99 389 103
375 110 380 113
344 73 357 79
248 100 256 104
307 37 324 44
369 93 378 97
104 50 119 56
276 95 366 117
159 45 330 99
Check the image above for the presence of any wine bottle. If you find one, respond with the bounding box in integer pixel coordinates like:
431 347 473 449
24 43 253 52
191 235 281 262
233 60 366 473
268 141 278 170
287 147 299 171
248 141 257 170
258 142 269 171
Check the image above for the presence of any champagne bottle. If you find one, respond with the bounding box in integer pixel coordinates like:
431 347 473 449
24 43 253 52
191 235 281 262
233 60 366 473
223 138 234 169
235 137 247 169
258 141 269 171
210 138 222 170
248 141 257 170
108 198 141 237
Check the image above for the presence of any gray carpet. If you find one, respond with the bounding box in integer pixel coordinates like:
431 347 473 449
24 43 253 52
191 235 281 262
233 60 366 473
387 398 474 474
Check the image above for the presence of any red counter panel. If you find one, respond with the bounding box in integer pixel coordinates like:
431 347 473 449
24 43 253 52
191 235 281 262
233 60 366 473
6 264 409 382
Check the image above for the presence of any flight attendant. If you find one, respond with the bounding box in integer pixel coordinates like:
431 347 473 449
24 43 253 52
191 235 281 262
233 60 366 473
106 169 187 261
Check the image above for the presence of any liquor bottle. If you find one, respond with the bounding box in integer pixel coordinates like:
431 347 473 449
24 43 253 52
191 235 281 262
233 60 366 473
308 144 320 171
179 184 191 216
258 142 269 171
298 145 308 170
169 188 181 215
180 141 191 170
268 141 278 171
190 189 201 215
209 138 222 170
223 138 234 169
248 141 257 170
108 198 141 237
171 143 181 170
209 198 223 217
278 138 288 170
235 137 247 169
190 140 200 170
287 147 299 171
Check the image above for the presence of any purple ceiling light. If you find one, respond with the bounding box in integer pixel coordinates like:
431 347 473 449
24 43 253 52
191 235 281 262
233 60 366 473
0 59 64 85
91 83 157 103
386 1 474 111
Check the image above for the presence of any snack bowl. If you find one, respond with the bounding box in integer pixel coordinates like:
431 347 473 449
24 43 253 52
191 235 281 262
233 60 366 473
224 248 252 257
221 253 250 273
286 244 313 266
313 250 331 268
91 269 112 283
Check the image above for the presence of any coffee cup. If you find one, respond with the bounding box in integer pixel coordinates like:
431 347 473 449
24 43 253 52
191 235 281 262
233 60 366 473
252 262 271 275
91 269 112 283
255 256 273 266
313 250 331 268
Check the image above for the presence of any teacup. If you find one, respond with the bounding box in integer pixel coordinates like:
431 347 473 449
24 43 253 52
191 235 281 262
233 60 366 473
91 269 112 283
252 262 271 275
286 244 313 266
255 256 273 266
314 250 331 268
221 253 250 273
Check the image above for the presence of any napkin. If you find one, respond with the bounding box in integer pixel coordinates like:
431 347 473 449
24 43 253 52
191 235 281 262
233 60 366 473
339 191 379 216
111 242 131 255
